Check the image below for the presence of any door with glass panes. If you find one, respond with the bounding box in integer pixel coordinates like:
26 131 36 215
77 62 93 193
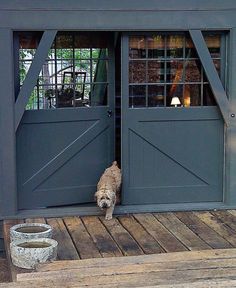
122 32 225 205
16 31 115 209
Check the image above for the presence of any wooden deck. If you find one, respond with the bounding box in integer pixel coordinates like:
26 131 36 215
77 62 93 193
3 210 236 287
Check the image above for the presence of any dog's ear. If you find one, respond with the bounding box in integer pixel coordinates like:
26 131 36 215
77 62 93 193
94 191 98 201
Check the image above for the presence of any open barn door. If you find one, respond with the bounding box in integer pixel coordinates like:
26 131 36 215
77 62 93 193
16 31 115 209
122 32 226 205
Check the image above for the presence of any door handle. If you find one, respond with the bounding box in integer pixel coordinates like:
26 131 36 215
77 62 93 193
107 110 113 117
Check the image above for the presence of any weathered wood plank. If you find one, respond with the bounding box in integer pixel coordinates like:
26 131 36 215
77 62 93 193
150 280 236 288
63 216 101 259
19 256 236 281
0 258 10 283
46 218 79 260
134 213 187 252
2 279 236 288
3 219 30 281
16 266 236 287
211 211 236 232
1 279 236 288
100 217 144 256
36 248 236 272
175 212 232 249
25 218 46 224
195 211 236 247
81 216 122 257
118 215 164 254
155 213 210 251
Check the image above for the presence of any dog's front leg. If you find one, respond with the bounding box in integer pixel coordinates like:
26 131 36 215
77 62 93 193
105 205 114 220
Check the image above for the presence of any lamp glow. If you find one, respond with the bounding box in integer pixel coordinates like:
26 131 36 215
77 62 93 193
171 96 181 107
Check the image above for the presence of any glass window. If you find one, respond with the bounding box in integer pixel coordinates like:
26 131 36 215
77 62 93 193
17 32 111 110
129 32 226 108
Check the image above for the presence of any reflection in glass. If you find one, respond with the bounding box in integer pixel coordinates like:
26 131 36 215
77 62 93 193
147 35 165 58
147 61 164 83
166 35 184 58
185 38 198 58
203 84 216 106
18 31 110 110
204 34 221 58
129 85 146 107
129 61 146 83
129 36 146 59
166 61 184 82
185 60 201 82
148 85 164 107
184 84 201 107
91 83 108 106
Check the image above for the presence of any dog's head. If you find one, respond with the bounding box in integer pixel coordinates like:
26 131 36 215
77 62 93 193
94 190 115 210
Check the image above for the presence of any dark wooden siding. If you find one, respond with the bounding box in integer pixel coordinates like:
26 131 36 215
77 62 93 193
0 221 5 258
0 1 236 30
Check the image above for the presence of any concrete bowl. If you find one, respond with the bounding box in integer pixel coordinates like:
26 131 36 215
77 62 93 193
10 238 58 269
10 223 52 242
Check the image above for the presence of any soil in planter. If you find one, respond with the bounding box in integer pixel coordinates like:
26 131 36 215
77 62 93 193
15 226 48 234
17 242 51 249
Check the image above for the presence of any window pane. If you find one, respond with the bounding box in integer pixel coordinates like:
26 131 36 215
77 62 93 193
166 60 184 83
203 59 221 82
92 60 108 82
129 85 146 107
166 35 184 58
185 60 201 82
18 31 111 110
184 84 201 107
91 83 108 106
166 84 183 106
148 85 164 107
203 84 216 106
185 37 198 58
19 32 43 85
147 35 165 58
129 61 146 83
204 34 221 58
147 61 165 83
129 36 146 59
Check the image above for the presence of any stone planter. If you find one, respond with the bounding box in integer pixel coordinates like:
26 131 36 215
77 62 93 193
10 223 52 242
10 238 58 269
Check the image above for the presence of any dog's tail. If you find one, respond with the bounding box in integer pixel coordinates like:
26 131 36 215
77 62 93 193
112 161 118 166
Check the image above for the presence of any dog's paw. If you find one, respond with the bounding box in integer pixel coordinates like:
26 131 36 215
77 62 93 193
105 214 113 220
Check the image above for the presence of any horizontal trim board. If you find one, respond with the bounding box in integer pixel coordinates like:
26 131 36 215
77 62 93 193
20 107 110 124
1 0 236 11
0 11 235 30
2 202 236 220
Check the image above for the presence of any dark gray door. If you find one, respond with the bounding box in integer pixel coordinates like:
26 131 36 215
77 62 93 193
122 33 224 205
17 108 114 209
16 32 114 209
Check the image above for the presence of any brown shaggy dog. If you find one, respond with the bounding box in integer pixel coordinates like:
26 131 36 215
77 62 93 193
95 161 121 220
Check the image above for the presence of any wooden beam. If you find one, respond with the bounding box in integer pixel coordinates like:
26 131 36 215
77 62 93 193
189 29 230 126
14 30 57 131
0 29 17 217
